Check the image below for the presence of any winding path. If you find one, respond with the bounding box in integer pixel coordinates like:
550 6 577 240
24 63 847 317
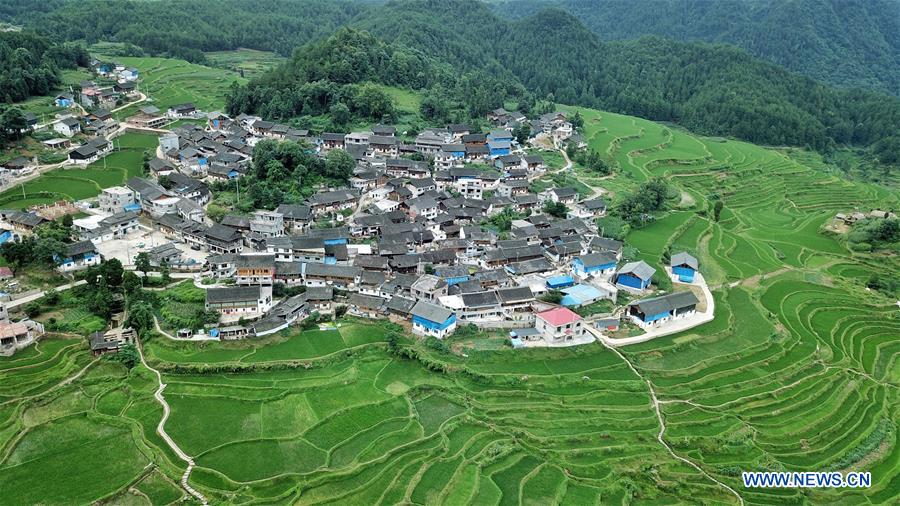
599 339 745 505
135 335 208 505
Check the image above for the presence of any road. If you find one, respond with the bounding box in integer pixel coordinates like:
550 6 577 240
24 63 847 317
5 280 87 309
135 334 208 505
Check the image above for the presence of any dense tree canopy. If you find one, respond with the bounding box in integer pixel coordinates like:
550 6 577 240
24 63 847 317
0 31 88 103
491 0 900 96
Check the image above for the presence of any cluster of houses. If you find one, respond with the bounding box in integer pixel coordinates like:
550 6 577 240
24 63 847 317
834 209 897 224
0 103 705 350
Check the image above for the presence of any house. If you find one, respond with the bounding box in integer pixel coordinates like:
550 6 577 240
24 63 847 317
524 154 545 172
670 252 698 282
206 224 243 254
304 286 335 313
307 189 358 216
99 211 140 238
276 204 312 233
487 140 511 157
2 156 31 173
572 252 617 278
58 240 101 272
99 186 138 213
55 93 75 108
385 295 417 319
148 243 182 267
0 320 45 356
167 103 197 118
89 327 135 356
434 265 470 286
534 307 584 343
594 317 620 332
411 274 448 301
569 197 607 219
148 158 176 177
68 138 111 164
302 263 361 288
235 254 276 285
411 301 457 339
205 285 272 315
616 261 656 291
627 291 699 329
560 284 609 307
347 293 385 318
590 237 623 259
542 187 578 204
6 211 48 237
319 133 345 150
53 117 81 137
127 177 180 217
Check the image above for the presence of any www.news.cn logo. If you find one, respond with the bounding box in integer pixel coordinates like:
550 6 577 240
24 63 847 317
742 472 871 488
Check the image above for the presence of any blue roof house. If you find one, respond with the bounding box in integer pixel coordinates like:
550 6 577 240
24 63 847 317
411 301 457 339
488 140 511 157
560 284 604 307
572 252 617 278
670 252 699 283
546 275 575 289
615 261 656 291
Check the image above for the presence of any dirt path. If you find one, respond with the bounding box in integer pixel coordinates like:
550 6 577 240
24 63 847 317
135 335 208 505
599 340 744 505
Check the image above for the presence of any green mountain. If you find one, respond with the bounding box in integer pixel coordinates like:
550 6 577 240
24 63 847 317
489 0 900 96
11 0 900 156
349 0 899 151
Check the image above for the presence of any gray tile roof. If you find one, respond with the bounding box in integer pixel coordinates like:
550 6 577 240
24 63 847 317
411 301 453 323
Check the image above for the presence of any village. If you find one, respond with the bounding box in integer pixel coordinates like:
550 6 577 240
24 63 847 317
0 60 715 357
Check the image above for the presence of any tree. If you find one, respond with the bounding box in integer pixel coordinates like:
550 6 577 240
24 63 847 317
543 201 568 218
134 252 151 279
125 300 155 334
540 290 563 304
122 271 142 295
102 258 124 288
513 123 531 145
324 149 355 181
61 213 73 228
570 110 584 129
110 343 138 369
160 259 171 285
329 102 350 127
713 200 724 221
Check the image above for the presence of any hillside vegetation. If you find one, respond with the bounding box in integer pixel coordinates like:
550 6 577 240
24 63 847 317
490 0 900 96
7 0 900 159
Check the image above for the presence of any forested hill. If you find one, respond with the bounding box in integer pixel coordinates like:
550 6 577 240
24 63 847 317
489 0 900 96
4 0 367 62
9 0 900 156
349 0 900 152
0 30 89 103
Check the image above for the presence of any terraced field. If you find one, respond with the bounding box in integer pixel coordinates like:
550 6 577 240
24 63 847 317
2 102 897 504
97 56 247 112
